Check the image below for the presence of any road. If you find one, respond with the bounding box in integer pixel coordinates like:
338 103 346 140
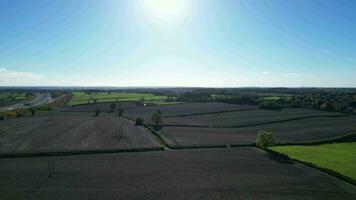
0 93 53 112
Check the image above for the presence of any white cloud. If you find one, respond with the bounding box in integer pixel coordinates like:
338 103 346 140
0 68 45 86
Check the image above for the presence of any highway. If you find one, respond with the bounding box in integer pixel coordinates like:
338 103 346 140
0 93 53 112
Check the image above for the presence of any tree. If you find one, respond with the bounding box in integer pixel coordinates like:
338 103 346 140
135 118 144 126
117 106 124 116
139 97 145 103
151 110 163 131
259 101 282 111
110 102 116 111
29 108 36 116
255 130 276 148
94 108 101 116
93 98 98 103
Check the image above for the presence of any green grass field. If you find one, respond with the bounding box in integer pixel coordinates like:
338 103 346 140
0 92 27 101
69 92 168 105
271 142 356 180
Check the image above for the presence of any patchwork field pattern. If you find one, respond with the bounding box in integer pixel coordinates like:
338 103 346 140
162 108 344 127
69 92 167 105
124 102 258 121
160 116 356 146
0 115 161 153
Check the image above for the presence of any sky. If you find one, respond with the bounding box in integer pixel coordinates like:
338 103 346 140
0 0 355 87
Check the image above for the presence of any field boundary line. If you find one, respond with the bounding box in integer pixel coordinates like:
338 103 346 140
120 115 173 149
142 124 173 149
0 147 164 159
262 148 356 187
153 114 348 128
275 133 356 146
162 108 258 118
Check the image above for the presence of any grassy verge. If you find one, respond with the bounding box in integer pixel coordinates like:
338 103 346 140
69 92 167 105
271 142 356 181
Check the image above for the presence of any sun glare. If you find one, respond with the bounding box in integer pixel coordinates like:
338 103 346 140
139 0 190 23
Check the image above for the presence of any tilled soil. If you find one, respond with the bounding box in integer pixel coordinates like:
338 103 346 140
0 148 354 200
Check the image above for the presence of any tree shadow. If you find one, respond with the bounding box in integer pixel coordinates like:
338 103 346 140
264 150 294 164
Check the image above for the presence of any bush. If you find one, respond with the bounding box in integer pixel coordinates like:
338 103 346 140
4 111 17 118
110 102 116 111
0 115 4 120
117 107 124 116
259 101 282 111
152 124 163 131
29 108 36 116
94 108 101 116
135 118 144 126
255 130 276 148
151 110 163 131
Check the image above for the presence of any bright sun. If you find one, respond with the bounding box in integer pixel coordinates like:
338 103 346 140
139 0 190 23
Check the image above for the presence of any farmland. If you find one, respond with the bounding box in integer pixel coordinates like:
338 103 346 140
0 114 161 153
0 148 355 199
123 102 258 121
0 92 28 106
0 95 355 199
160 116 356 147
69 92 168 105
161 108 344 127
0 92 27 101
271 143 356 181
1 100 355 153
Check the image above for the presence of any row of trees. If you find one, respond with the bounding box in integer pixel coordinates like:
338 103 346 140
134 110 163 131
175 89 356 113
93 103 124 117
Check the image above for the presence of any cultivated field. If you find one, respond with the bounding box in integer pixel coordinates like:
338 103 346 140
69 92 167 105
0 148 355 200
63 102 140 112
1 102 354 150
162 108 344 127
160 116 356 146
0 100 355 199
124 102 258 121
0 115 161 153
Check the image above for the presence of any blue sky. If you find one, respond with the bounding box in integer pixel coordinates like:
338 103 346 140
0 0 355 87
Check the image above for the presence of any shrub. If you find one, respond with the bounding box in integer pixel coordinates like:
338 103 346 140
255 130 276 148
0 115 4 120
5 111 17 118
259 101 282 111
110 102 116 111
94 108 101 116
151 110 162 124
117 107 124 116
29 108 36 116
15 110 26 118
151 110 163 131
135 118 144 126
152 124 163 131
